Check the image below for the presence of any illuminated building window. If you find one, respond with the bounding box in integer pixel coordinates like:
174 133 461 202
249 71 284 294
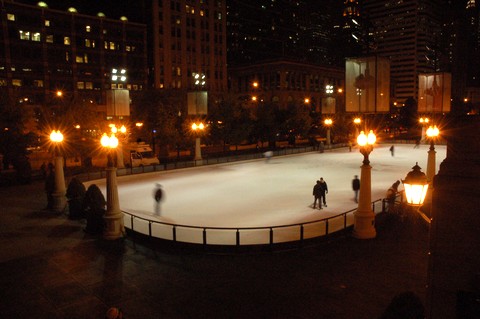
34 80 44 87
19 31 30 40
85 39 92 47
7 14 15 21
0 79 7 86
76 55 84 63
84 54 88 63
45 20 50 27
109 42 115 50
64 37 71 45
12 79 22 87
86 25 91 32
85 82 93 89
77 82 85 89
46 35 53 43
32 32 41 41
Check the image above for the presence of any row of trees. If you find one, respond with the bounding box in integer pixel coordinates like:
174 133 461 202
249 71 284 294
1 87 438 180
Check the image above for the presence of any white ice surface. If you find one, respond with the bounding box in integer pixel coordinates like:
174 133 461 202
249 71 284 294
87 144 446 228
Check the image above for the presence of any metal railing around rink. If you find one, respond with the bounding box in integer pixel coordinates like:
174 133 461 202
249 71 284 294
122 198 387 247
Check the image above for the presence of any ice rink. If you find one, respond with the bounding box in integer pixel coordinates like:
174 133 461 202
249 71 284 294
88 143 446 229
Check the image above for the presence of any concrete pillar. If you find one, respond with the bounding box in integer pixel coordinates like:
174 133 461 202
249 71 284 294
103 166 124 240
427 116 480 318
426 142 436 183
353 158 376 239
194 137 202 161
52 156 66 212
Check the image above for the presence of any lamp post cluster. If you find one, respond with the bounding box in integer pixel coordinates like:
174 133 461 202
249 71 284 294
351 119 441 240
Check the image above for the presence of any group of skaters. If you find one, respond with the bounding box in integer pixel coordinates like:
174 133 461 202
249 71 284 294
312 175 399 212
312 178 328 209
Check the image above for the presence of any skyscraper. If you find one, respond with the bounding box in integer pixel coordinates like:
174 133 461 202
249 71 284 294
362 0 445 104
226 0 345 67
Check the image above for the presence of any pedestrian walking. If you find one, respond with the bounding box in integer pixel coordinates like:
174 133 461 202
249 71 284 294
389 145 395 157
352 175 360 203
153 183 164 215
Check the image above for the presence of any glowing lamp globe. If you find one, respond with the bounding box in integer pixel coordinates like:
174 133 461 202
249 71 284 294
402 163 429 206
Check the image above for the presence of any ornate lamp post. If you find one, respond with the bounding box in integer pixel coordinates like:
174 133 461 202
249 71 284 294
191 122 205 161
49 130 66 212
353 130 377 239
402 163 429 207
100 133 125 240
425 125 440 183
402 163 430 224
324 118 333 147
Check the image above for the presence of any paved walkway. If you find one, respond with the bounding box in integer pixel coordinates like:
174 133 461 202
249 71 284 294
0 178 429 319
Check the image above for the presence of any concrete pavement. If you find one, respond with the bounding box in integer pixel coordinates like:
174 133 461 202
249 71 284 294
0 179 429 319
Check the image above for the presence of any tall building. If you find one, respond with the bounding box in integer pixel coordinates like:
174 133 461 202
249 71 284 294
362 0 445 104
226 0 345 67
149 0 227 93
0 1 148 113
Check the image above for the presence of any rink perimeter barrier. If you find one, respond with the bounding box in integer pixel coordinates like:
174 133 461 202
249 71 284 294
122 198 390 246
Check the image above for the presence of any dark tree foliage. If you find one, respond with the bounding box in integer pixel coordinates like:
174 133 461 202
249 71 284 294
0 93 30 173
131 89 186 153
208 95 253 150
398 97 418 129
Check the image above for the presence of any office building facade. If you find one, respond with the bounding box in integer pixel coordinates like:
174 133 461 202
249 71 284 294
0 1 148 112
149 0 227 93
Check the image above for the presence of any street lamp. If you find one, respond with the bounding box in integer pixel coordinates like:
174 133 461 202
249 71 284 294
353 130 377 239
426 125 440 183
324 118 333 147
419 117 430 141
109 124 127 169
402 163 430 224
353 117 361 138
100 133 124 240
49 130 66 212
402 163 429 207
191 122 205 161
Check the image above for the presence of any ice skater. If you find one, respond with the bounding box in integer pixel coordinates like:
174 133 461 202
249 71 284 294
352 175 360 203
389 145 395 157
312 180 322 209
264 150 273 162
318 177 328 208
153 183 164 215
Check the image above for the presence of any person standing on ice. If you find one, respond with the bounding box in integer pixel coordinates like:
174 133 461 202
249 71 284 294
352 175 360 203
312 180 322 209
318 177 328 208
153 183 164 215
